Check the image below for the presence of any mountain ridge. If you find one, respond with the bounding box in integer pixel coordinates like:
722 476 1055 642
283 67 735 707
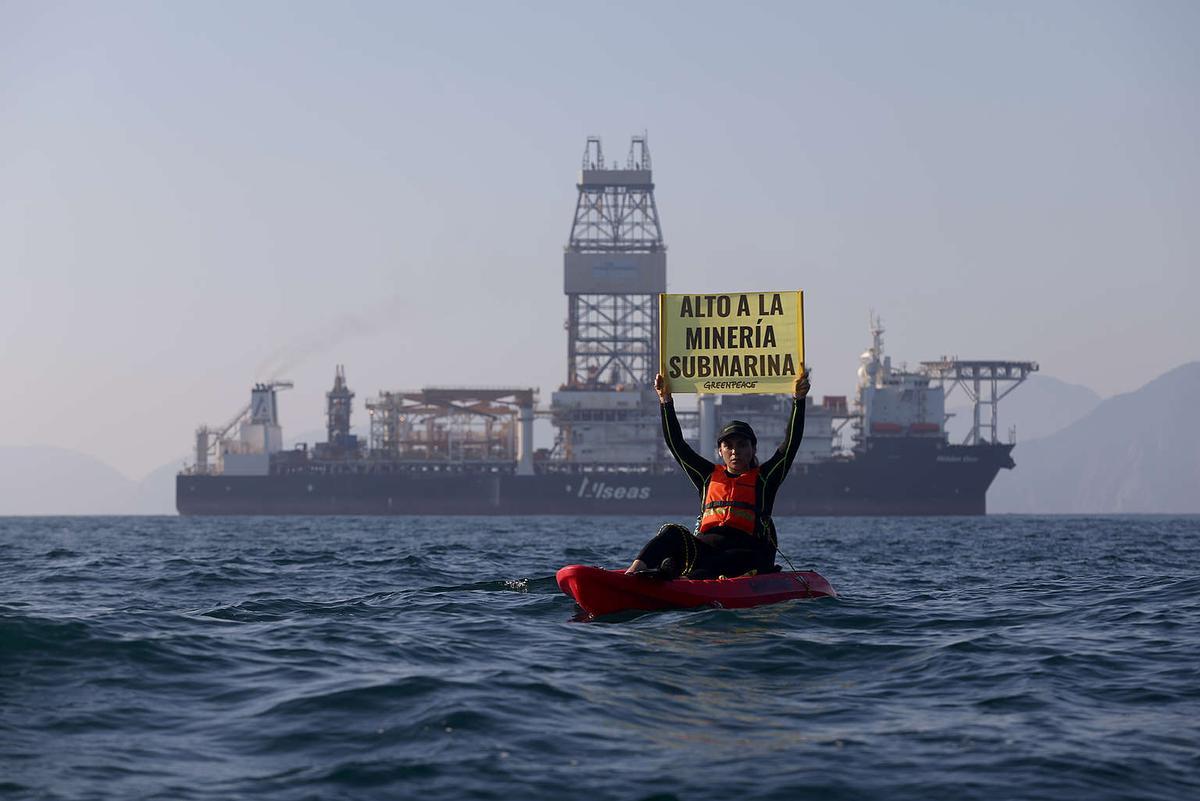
991 361 1200 513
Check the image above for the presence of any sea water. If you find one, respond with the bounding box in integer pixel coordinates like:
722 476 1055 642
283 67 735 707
1 515 1197 801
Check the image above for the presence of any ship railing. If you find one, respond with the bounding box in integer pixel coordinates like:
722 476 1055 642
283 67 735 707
271 459 520 476
537 461 680 475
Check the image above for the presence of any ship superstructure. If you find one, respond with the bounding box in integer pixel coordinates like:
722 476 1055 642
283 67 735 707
363 387 536 473
177 135 1037 516
854 316 946 443
190 380 292 477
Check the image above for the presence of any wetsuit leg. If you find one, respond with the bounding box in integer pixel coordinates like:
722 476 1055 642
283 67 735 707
635 523 698 577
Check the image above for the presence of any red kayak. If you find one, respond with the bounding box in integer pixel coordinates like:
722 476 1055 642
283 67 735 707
556 564 836 617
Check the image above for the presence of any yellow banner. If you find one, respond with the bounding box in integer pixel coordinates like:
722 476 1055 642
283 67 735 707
659 291 804 394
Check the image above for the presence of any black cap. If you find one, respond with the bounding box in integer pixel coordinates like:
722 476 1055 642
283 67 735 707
717 420 757 447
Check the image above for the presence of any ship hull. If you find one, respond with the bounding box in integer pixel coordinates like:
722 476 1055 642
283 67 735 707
176 441 1014 517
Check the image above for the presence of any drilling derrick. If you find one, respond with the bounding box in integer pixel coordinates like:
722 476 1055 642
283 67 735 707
315 365 359 459
551 135 666 466
328 366 354 442
565 135 665 387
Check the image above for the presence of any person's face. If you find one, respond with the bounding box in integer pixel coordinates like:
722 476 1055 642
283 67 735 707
718 436 755 473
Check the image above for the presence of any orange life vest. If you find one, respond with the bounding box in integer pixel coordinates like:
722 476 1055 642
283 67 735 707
699 465 760 534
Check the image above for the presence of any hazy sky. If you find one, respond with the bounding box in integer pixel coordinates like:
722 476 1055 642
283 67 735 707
2 1 1197 480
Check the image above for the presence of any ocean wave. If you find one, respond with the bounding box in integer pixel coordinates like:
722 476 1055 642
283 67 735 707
3 515 1198 801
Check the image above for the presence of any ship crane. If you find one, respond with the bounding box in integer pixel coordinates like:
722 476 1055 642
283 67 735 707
920 361 1038 445
192 381 293 474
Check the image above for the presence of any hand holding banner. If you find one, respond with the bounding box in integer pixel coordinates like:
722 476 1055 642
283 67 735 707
659 291 805 394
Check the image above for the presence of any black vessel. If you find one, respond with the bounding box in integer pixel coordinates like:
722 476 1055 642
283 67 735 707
175 324 1024 517
176 440 1015 516
177 136 1035 517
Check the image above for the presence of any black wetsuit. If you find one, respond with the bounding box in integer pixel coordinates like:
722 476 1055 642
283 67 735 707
636 397 806 579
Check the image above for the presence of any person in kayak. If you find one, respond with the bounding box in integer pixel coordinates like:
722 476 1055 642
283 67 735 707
626 368 810 580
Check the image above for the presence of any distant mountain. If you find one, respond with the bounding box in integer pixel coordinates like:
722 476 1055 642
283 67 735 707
990 362 1200 513
133 459 187 515
0 447 187 515
947 374 1101 444
0 447 136 515
0 424 367 516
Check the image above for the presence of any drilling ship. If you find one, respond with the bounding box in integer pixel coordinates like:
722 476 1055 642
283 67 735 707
176 137 1036 516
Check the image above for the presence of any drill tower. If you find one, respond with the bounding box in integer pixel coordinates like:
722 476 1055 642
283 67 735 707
564 135 665 388
326 365 354 449
552 135 666 464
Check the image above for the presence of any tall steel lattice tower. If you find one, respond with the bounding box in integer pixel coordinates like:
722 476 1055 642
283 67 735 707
551 135 667 465
564 135 665 388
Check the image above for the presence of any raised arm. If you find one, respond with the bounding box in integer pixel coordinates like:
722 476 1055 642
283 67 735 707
656 373 713 492
760 369 810 484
